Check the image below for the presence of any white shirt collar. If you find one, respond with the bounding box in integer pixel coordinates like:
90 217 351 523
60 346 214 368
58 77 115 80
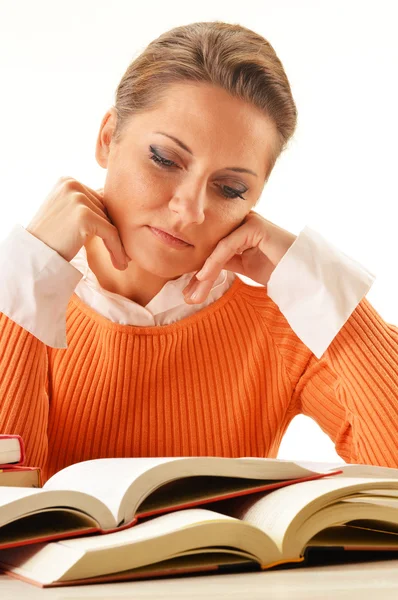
71 245 232 316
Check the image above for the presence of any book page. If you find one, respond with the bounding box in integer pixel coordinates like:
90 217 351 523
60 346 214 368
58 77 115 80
360 489 398 497
0 508 99 546
43 456 336 526
309 524 398 547
343 496 398 509
43 458 183 523
328 464 398 478
57 509 236 551
0 485 115 532
222 476 398 553
0 509 268 585
234 457 342 479
291 460 398 479
0 487 42 509
54 508 278 582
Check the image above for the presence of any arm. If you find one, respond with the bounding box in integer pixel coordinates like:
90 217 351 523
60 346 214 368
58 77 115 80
291 296 398 467
258 226 396 466
0 225 83 468
0 312 49 469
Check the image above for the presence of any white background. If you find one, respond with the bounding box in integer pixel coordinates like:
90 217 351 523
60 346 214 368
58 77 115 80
1 0 397 463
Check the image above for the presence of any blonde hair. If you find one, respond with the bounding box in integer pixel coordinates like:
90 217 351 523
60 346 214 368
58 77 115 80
112 21 298 179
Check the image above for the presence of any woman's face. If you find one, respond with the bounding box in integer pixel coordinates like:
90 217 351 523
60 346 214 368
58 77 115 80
96 82 278 279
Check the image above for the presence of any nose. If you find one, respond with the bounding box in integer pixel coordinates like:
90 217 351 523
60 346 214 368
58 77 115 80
168 180 206 226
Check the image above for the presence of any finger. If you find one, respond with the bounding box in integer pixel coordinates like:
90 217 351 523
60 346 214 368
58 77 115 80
182 272 200 296
103 240 126 271
184 278 214 304
196 233 249 282
184 253 246 300
77 195 130 265
77 182 108 211
76 185 130 265
90 213 130 270
182 254 240 299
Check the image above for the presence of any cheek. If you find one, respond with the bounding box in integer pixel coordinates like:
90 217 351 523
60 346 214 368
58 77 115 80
107 170 163 220
209 208 248 238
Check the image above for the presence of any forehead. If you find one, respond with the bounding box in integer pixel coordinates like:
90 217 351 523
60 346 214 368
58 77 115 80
126 82 277 178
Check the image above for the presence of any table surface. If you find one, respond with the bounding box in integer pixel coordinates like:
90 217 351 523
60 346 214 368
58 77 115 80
1 556 398 600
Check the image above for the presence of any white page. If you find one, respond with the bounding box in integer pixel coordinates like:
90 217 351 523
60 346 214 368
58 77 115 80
328 464 398 478
43 458 182 523
58 509 235 551
293 460 398 479
43 456 337 525
0 485 115 530
343 496 398 508
228 476 398 552
0 509 246 585
0 487 43 505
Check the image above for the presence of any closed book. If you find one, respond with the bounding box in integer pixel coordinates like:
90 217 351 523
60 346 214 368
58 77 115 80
0 435 25 466
0 435 40 488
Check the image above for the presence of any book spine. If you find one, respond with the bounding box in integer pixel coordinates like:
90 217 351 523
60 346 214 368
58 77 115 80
260 556 305 570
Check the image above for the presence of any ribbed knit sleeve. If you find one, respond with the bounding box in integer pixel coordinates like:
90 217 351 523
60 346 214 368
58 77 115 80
0 312 49 470
284 297 398 467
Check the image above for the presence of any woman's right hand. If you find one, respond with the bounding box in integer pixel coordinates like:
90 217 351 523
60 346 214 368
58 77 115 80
26 176 131 270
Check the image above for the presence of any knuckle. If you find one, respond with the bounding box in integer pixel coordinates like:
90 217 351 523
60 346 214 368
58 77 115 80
76 204 91 224
73 191 90 209
59 176 76 189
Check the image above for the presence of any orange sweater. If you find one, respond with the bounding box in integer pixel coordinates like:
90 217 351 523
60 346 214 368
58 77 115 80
0 276 397 483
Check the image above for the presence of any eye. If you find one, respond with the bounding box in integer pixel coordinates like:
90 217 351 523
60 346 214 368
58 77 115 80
149 146 180 169
149 145 248 201
216 184 247 201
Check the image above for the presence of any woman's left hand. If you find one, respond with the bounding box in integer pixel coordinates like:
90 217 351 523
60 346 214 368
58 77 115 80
182 210 297 303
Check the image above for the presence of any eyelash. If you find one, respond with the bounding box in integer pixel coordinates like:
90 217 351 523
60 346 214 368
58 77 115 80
148 147 248 201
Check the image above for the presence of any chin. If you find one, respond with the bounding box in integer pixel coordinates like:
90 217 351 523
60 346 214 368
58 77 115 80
130 246 195 279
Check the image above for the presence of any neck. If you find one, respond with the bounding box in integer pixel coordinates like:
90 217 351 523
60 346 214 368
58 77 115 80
83 237 172 307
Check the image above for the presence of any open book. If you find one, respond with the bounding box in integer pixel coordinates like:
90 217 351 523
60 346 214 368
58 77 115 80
0 456 351 549
0 435 40 488
0 474 397 587
0 456 397 551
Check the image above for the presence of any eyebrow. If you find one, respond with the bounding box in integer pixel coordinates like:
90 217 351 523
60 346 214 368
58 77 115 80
154 131 258 178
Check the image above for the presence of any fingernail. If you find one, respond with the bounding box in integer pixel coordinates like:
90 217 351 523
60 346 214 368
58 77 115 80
196 268 208 281
190 291 198 301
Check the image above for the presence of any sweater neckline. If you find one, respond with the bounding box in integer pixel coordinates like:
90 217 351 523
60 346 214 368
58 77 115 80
69 273 247 335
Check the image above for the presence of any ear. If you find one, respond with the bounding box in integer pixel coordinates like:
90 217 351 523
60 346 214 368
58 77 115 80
95 108 118 168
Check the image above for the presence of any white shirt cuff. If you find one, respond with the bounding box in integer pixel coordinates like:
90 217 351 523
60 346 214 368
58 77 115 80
0 224 84 348
267 225 376 358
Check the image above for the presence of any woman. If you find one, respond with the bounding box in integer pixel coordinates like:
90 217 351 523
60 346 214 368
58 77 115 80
0 21 397 483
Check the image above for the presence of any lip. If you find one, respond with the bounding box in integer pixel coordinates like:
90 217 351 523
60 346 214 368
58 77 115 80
148 227 193 248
